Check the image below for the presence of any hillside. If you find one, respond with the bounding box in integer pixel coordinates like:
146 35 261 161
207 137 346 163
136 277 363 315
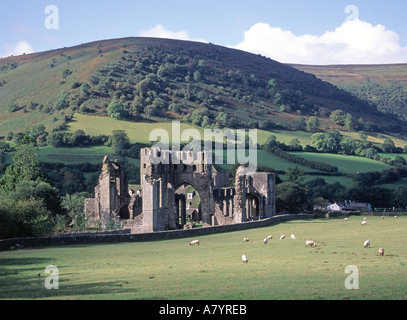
0 37 403 137
291 63 407 123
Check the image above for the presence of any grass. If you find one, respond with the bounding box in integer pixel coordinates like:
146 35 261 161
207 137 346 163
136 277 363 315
68 113 205 144
1 216 406 300
37 145 114 164
290 152 391 175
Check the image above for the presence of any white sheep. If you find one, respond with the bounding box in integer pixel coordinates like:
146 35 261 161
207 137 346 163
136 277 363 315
305 240 316 247
344 218 349 221
381 216 384 219
190 240 200 246
242 254 248 263
363 217 367 221
267 235 273 240
394 215 398 219
378 248 385 256
243 238 252 243
364 240 370 248
361 220 367 225
291 234 296 239
280 235 285 240
263 238 268 244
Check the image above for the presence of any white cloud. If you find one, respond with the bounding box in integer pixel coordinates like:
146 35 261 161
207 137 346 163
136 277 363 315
1 40 34 58
139 24 207 43
234 20 407 65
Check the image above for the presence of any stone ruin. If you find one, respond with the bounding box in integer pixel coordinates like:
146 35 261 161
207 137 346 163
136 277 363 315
84 148 276 233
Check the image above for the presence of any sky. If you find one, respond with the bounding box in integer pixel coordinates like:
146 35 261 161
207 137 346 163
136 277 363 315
1 0 407 65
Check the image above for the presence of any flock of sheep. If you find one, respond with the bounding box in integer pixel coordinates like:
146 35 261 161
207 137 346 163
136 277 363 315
350 215 395 257
189 215 397 262
189 231 316 264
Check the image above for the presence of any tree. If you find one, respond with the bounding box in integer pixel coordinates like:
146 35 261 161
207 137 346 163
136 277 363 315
215 112 229 128
61 192 88 231
358 131 368 141
107 101 127 120
306 116 320 133
294 117 306 131
286 166 305 184
54 91 70 110
62 68 72 79
111 130 130 155
193 71 202 82
288 138 302 151
343 113 357 131
0 144 44 193
276 182 308 213
0 144 62 238
48 132 66 148
394 186 407 208
382 138 396 153
80 82 91 97
329 109 347 124
311 132 340 153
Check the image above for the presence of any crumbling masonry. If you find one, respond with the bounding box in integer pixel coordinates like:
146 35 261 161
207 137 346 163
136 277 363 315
84 148 276 233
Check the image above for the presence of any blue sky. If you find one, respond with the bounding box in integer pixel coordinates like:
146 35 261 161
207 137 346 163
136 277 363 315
1 0 407 64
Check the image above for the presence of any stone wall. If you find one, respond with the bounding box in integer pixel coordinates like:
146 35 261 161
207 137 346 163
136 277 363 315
0 214 312 251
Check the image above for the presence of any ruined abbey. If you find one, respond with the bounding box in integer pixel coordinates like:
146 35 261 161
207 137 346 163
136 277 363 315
84 148 276 233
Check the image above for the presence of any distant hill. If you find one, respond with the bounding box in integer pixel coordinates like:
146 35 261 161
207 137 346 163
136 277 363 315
291 64 407 123
0 37 404 137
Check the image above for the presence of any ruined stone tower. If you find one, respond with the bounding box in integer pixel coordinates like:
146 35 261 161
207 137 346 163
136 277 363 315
139 147 215 232
84 156 130 227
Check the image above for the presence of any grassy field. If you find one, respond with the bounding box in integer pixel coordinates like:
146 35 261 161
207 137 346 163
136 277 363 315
68 113 205 144
290 152 391 175
1 216 406 300
37 146 114 164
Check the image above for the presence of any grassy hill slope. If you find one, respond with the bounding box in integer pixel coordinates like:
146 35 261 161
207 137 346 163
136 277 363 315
291 63 407 122
0 37 402 137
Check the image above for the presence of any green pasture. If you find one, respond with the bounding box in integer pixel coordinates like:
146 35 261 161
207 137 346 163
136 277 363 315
68 114 315 147
1 216 406 300
215 149 321 173
257 129 312 146
68 113 204 144
290 152 391 175
379 153 407 160
37 146 114 165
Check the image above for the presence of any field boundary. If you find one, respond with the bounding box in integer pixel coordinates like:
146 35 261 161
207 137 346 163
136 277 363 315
0 214 313 251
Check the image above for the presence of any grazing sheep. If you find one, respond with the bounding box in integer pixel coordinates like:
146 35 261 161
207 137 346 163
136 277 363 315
267 235 273 240
243 238 252 243
280 235 285 240
242 254 248 263
344 218 349 221
361 220 367 225
263 238 268 244
378 248 385 256
394 215 398 219
291 234 296 239
190 240 200 246
363 217 367 221
364 240 370 248
381 216 384 219
305 240 316 247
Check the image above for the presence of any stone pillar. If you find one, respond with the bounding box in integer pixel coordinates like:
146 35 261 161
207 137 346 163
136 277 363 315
181 196 186 226
233 167 246 223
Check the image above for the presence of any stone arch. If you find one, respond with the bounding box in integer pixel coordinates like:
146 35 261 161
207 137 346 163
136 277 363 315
140 148 214 232
118 202 130 220
246 193 261 220
173 180 203 229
